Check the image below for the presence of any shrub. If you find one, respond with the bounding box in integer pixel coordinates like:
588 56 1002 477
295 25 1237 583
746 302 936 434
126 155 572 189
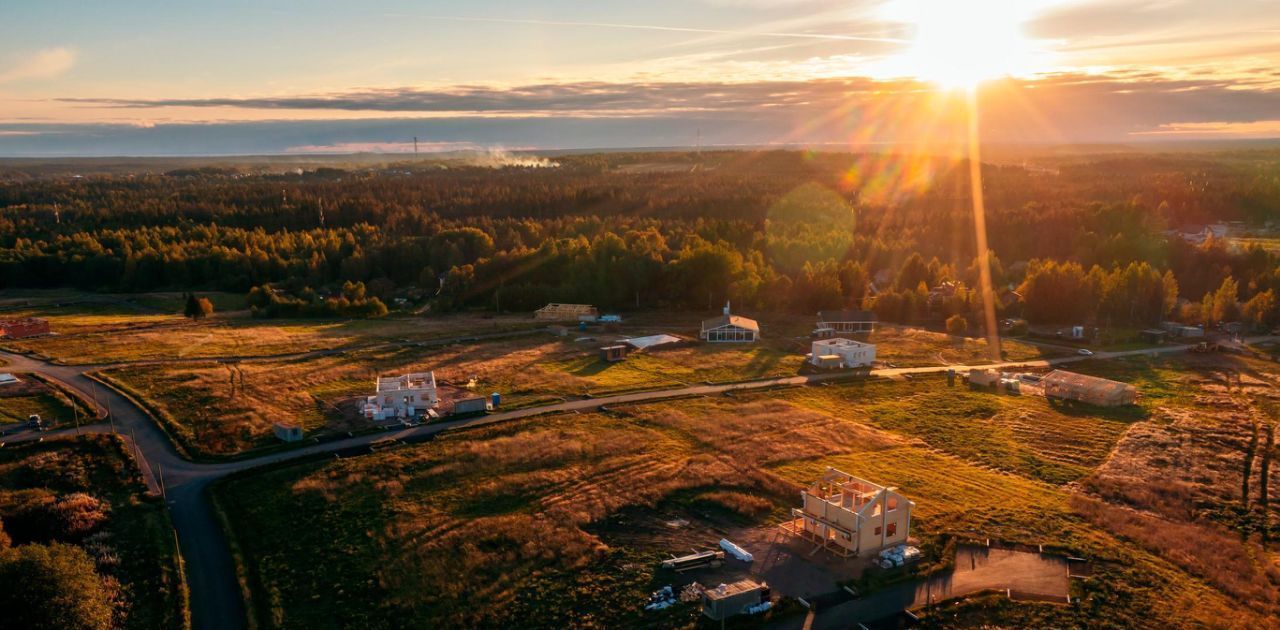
0 542 114 630
2 491 110 545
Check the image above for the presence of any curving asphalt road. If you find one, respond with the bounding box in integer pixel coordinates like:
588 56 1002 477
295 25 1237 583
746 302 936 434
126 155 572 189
1 335 1270 630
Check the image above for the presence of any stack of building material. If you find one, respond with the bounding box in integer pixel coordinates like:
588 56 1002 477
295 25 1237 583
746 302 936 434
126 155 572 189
719 538 753 562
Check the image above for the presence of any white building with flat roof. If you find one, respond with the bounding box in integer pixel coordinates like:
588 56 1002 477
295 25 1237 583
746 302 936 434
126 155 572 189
363 372 438 421
809 338 876 369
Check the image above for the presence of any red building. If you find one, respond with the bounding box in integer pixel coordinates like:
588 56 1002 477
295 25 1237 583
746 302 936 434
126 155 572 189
0 318 50 339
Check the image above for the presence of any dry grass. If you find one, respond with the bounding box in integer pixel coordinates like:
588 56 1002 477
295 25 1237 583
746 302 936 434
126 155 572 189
1072 495 1280 615
868 326 1063 367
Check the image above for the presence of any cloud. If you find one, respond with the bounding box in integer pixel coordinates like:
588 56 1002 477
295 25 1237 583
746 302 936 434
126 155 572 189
55 73 1280 129
0 47 77 84
11 72 1280 156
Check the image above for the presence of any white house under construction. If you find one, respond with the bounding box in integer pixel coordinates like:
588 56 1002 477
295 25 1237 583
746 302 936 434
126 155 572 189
779 468 913 558
363 372 438 421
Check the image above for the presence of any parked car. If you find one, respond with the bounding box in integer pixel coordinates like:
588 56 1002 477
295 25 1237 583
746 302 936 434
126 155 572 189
26 414 43 430
1077 349 1094 356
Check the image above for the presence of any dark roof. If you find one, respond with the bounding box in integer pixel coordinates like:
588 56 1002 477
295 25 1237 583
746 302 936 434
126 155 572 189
817 310 877 322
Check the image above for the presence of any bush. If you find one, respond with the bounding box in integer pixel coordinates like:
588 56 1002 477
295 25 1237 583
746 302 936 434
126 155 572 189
2 491 110 545
0 542 114 630
946 314 969 335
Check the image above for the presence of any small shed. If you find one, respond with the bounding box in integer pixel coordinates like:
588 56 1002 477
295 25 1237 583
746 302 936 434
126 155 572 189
600 345 628 362
272 422 304 442
0 318 51 339
453 397 490 415
702 579 769 621
1140 329 1168 344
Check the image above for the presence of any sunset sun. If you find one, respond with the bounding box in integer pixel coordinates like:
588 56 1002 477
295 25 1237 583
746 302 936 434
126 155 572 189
879 0 1050 88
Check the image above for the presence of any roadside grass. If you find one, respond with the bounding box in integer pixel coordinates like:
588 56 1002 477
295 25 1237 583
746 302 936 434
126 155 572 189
0 391 81 425
0 436 188 629
0 375 93 426
868 327 1063 367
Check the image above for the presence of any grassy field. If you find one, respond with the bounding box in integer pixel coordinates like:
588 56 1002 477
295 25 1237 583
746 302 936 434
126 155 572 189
4 307 542 365
765 375 1135 485
868 326 1064 367
0 436 187 629
0 376 92 426
98 335 809 456
214 358 1279 629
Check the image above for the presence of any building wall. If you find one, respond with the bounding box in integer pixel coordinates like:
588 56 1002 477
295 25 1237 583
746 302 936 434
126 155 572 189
799 489 912 555
703 325 757 342
825 321 874 333
810 340 876 367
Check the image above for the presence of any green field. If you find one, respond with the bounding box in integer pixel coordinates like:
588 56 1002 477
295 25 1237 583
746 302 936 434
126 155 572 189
0 436 187 629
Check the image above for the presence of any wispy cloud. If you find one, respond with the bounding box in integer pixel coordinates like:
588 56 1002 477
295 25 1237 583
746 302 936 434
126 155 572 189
0 47 77 84
381 14 908 45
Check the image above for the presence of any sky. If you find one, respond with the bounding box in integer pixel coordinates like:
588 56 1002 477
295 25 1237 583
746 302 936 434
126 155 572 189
1 0 1278 156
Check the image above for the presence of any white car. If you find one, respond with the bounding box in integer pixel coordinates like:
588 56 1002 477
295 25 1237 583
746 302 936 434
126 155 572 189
1077 349 1094 356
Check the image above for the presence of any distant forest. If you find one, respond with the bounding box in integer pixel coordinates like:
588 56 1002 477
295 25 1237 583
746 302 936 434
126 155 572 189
1 150 1278 328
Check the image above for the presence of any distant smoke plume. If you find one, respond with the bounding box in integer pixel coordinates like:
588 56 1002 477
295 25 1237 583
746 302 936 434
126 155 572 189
464 149 559 168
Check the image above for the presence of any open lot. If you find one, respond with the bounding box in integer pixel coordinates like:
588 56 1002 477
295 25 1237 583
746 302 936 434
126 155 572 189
0 436 187 629
3 302 541 365
98 334 809 456
0 374 91 427
213 354 1280 629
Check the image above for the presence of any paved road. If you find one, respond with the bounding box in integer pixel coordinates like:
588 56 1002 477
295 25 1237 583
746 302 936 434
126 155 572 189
785 545 1071 629
1 335 1273 630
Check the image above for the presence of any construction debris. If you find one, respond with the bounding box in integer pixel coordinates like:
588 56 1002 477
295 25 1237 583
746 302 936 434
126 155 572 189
644 585 677 611
877 544 923 569
680 582 704 603
661 549 724 572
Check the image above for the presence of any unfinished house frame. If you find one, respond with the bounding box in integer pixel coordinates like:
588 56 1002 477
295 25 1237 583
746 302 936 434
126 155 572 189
534 303 598 321
363 372 438 421
779 467 913 558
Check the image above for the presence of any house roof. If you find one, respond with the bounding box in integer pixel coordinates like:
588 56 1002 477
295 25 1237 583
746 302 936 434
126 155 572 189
817 310 876 322
701 314 759 332
623 333 683 350
1041 370 1134 393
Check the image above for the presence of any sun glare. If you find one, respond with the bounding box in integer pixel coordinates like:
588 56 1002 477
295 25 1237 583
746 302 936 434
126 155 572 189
877 0 1051 89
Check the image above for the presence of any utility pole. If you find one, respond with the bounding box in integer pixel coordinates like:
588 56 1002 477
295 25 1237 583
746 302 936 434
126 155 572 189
413 136 419 156
157 463 167 501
